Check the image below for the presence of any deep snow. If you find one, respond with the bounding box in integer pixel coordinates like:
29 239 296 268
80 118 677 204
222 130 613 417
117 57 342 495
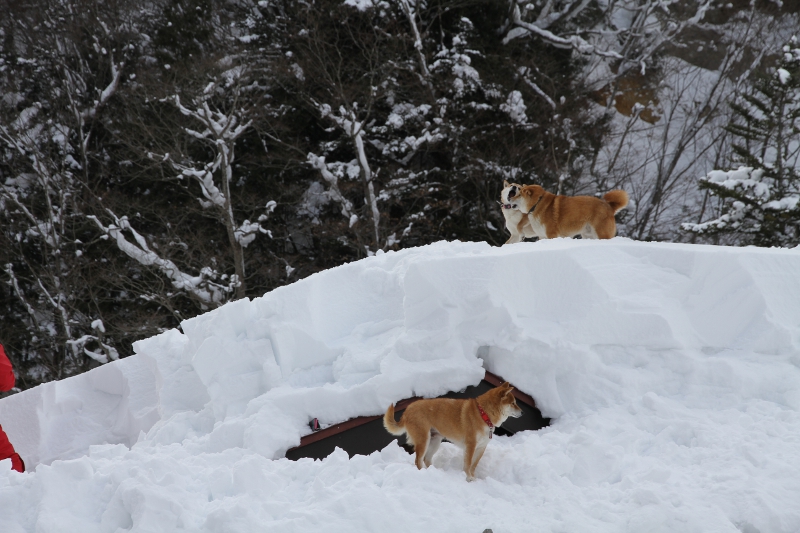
1 239 799 532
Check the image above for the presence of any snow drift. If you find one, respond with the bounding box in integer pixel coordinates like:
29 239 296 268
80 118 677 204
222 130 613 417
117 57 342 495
1 239 799 532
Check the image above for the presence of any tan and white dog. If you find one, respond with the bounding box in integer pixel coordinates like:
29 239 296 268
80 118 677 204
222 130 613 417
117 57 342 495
383 383 522 481
502 180 628 241
500 181 536 244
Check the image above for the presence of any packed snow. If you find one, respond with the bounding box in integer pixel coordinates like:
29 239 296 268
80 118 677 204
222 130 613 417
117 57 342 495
1 239 800 532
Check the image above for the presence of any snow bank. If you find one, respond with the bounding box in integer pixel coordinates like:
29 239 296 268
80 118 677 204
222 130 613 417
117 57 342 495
1 239 800 532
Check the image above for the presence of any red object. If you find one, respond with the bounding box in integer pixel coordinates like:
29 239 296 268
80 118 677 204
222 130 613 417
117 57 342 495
0 344 14 391
0 427 23 472
0 344 23 472
475 401 494 438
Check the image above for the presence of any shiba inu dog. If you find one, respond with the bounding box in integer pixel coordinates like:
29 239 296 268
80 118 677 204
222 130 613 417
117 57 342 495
506 183 628 240
383 382 522 481
500 180 536 244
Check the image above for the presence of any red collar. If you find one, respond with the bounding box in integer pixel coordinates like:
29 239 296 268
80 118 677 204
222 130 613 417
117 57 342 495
476 402 494 438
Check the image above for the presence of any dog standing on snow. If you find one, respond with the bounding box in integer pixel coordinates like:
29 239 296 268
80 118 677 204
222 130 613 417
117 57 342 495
500 180 537 244
502 180 628 241
383 382 522 481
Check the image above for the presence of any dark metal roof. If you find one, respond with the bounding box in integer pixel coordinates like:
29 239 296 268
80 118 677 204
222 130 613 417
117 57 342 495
285 371 550 461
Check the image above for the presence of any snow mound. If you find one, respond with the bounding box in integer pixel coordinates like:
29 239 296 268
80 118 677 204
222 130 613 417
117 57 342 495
1 239 800 532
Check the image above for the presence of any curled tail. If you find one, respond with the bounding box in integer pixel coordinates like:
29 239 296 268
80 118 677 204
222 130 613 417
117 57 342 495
603 190 629 214
383 404 406 436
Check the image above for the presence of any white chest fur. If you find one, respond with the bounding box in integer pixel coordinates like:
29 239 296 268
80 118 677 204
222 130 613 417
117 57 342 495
527 214 548 239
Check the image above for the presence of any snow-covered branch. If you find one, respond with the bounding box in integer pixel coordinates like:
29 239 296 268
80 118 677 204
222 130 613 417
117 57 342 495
398 0 431 82
4 264 38 326
503 3 622 58
88 211 237 306
172 96 253 143
352 118 381 247
89 56 124 119
166 93 259 297
518 67 556 109
307 153 358 227
316 104 382 247
66 320 119 364
235 201 277 247
173 162 227 208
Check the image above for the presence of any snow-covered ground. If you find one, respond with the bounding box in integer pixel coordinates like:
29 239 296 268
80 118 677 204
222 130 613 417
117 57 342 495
1 239 799 532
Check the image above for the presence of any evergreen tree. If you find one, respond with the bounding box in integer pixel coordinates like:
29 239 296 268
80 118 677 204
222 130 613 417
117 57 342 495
684 37 800 247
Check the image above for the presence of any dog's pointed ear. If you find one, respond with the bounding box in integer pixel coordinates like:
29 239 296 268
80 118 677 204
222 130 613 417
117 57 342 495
522 188 533 198
503 180 510 188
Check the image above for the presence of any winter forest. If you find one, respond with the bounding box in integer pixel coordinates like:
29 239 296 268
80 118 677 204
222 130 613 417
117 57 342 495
0 0 798 390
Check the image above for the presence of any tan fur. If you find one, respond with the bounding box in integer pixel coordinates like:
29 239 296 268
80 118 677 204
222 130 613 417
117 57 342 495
500 180 535 244
509 184 628 240
383 383 522 481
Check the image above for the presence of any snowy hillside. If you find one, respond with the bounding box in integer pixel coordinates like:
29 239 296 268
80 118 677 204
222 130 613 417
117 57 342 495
1 239 800 532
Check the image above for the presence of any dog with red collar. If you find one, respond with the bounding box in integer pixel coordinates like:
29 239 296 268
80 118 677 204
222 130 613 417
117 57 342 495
384 382 522 481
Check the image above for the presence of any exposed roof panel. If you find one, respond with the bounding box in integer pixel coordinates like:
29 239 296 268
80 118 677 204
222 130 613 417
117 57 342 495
286 371 550 460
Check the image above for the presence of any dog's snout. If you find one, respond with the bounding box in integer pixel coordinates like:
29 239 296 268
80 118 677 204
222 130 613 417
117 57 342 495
509 186 518 198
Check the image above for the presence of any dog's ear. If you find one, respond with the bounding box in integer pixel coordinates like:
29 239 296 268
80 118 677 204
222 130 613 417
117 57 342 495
503 180 510 188
500 387 515 401
522 188 533 198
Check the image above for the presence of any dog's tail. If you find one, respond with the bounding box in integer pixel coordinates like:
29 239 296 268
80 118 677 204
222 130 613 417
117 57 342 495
383 404 406 436
603 190 629 214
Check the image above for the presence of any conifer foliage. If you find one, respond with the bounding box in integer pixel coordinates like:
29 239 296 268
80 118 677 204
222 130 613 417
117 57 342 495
684 38 800 247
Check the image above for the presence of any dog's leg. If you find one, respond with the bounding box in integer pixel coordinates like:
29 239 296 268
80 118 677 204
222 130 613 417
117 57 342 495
526 214 549 240
469 443 488 479
512 216 529 244
595 218 616 239
424 430 443 467
545 221 560 239
463 437 477 481
581 223 599 240
504 224 522 245
411 427 430 470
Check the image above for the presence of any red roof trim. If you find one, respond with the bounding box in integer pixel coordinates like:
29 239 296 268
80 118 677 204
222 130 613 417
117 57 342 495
482 370 538 409
296 396 421 448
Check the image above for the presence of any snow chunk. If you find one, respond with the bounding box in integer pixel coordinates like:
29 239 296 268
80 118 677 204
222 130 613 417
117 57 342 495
2 240 800 532
500 90 528 124
343 0 383 11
